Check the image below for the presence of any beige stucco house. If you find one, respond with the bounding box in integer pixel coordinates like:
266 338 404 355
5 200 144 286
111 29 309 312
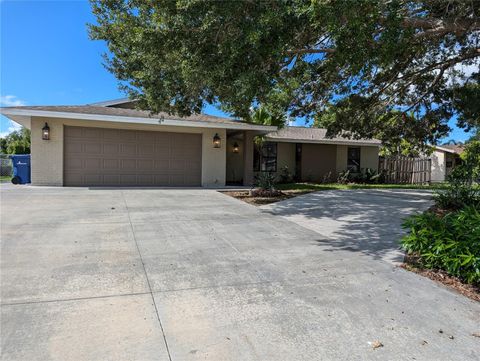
0 99 381 187
430 145 464 182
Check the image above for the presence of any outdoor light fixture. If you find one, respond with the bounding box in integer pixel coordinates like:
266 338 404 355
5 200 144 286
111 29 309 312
42 123 50 140
213 133 221 148
233 142 239 153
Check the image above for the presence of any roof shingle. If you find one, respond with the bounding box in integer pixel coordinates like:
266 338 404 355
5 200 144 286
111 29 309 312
265 126 381 146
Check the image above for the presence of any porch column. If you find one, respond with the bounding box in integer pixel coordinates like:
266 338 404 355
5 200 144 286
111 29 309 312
243 131 255 186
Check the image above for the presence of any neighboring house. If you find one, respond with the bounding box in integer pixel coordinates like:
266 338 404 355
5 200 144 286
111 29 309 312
430 145 464 182
0 99 380 187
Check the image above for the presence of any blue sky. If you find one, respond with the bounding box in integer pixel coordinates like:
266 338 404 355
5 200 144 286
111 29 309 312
0 0 473 142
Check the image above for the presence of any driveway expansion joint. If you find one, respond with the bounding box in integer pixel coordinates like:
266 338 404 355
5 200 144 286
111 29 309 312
121 191 173 361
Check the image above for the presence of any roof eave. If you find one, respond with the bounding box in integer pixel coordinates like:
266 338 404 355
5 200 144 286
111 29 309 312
265 136 381 147
434 146 463 154
88 98 132 107
0 108 277 132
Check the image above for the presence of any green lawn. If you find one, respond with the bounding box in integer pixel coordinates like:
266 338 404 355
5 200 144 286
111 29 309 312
0 175 12 183
276 182 449 192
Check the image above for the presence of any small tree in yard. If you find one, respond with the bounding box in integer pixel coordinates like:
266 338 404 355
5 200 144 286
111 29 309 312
0 128 31 155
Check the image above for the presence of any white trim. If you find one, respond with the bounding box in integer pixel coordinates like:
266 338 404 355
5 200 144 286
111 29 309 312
0 108 277 132
265 136 381 147
88 98 132 107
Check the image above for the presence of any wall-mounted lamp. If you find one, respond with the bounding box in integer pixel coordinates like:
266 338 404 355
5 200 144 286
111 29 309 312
213 133 221 148
42 122 50 140
233 142 239 153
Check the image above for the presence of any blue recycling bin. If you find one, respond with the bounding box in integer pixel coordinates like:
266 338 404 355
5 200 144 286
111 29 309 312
10 154 31 184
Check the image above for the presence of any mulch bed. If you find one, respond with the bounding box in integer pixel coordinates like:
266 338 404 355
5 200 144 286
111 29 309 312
222 190 312 206
402 254 480 302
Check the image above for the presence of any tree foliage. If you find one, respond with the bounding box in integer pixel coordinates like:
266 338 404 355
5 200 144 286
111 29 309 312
90 0 480 145
0 128 30 154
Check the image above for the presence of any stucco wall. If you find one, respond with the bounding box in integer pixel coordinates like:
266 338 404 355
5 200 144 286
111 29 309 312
30 116 226 187
243 131 255 185
31 117 64 186
336 145 348 174
301 144 337 182
270 142 296 180
431 150 446 182
335 145 379 174
360 146 379 171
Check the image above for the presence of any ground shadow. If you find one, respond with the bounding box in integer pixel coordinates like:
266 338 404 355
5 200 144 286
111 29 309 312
261 189 433 262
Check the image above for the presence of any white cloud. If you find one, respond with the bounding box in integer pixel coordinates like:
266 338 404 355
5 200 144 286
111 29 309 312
0 121 22 138
0 95 26 137
0 95 26 107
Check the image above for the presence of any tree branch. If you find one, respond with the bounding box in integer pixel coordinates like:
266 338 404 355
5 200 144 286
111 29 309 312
402 17 480 38
286 48 335 55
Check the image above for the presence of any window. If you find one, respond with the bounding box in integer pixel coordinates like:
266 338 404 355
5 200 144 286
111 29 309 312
347 147 361 172
254 142 277 172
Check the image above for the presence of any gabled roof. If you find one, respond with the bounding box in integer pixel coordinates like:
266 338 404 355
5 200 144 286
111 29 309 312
265 126 381 146
0 105 276 132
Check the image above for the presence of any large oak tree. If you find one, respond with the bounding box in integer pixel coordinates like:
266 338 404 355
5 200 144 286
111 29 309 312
89 0 479 148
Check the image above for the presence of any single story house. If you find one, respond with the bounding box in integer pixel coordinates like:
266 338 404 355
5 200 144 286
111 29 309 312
430 144 464 182
0 99 381 187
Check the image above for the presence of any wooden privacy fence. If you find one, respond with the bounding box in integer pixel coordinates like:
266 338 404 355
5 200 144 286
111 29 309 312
379 157 431 184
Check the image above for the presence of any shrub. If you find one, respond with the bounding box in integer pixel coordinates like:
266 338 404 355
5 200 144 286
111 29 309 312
434 183 480 210
278 165 292 184
253 172 277 191
336 168 382 184
337 169 351 184
401 206 480 285
434 141 480 210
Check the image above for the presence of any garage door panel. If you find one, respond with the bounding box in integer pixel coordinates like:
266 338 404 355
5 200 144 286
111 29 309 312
138 144 155 156
186 160 202 172
84 128 103 139
137 174 155 185
65 142 82 153
137 159 154 169
120 144 137 155
103 159 119 169
121 159 137 171
119 174 137 185
170 160 186 171
84 174 103 184
103 174 120 185
137 132 156 143
64 126 202 186
103 143 119 155
85 158 101 170
154 160 169 169
84 143 102 154
64 126 83 138
154 175 169 184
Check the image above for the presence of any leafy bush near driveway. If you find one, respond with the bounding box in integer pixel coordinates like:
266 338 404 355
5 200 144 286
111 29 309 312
401 141 480 285
252 172 283 197
337 168 382 184
401 207 480 285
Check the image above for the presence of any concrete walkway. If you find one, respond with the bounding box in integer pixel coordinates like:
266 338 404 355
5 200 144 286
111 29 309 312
1 186 479 361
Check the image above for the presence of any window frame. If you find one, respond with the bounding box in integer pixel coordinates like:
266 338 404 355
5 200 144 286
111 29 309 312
254 142 278 172
347 147 361 173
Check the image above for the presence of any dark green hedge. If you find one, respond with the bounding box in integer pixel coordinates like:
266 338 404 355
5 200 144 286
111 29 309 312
401 206 480 285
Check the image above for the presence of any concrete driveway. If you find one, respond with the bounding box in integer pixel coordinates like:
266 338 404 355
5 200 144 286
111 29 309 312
1 186 479 361
260 189 435 264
